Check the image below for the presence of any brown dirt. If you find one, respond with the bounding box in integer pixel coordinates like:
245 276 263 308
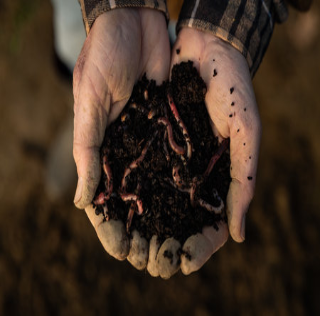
0 0 320 315
93 61 230 243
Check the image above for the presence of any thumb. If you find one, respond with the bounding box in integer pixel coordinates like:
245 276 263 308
73 144 101 210
73 84 110 209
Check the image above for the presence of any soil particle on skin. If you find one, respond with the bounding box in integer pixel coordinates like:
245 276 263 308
163 250 174 264
93 61 231 245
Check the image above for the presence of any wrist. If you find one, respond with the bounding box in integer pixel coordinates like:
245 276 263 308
80 0 168 34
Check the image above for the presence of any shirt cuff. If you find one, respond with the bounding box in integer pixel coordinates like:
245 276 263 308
79 0 168 35
177 0 288 77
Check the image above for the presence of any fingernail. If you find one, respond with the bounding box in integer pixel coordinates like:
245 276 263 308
240 215 246 241
74 177 83 205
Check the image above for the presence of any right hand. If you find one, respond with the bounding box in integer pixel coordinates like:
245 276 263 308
73 9 170 265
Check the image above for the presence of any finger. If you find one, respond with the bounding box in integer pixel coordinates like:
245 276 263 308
73 49 109 209
156 238 181 279
227 108 261 242
180 222 228 275
202 222 229 251
147 235 161 277
85 204 129 260
127 230 149 270
180 234 213 275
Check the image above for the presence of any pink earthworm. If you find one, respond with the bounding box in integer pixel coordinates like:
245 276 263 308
93 194 110 221
126 203 135 233
93 192 106 205
119 193 144 215
164 178 190 194
102 154 113 199
158 117 185 156
189 178 224 214
197 198 224 214
203 138 229 179
121 132 157 191
189 177 198 207
167 93 192 160
124 183 143 233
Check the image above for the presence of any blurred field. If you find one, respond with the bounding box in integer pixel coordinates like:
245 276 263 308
0 1 319 315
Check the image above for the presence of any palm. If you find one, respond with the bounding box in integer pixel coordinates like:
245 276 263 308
73 9 170 209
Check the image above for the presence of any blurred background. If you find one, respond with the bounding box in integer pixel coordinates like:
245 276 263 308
0 0 319 315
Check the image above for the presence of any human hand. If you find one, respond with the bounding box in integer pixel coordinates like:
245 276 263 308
169 28 261 275
73 9 170 260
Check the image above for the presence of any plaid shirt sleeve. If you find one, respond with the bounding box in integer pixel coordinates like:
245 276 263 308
79 0 168 35
177 0 291 77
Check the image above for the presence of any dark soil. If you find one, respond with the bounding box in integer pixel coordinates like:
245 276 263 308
93 61 231 244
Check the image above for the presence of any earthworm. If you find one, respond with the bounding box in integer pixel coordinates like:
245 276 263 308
189 177 198 207
119 193 143 215
158 117 185 156
121 132 158 192
93 192 106 205
126 203 136 233
102 154 113 199
167 93 192 160
93 194 110 220
164 178 190 194
125 183 143 233
203 138 229 179
198 198 224 214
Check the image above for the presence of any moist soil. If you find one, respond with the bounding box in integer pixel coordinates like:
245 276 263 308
93 61 231 244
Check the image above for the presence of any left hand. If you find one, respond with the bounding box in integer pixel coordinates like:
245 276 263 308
170 27 261 275
73 8 171 266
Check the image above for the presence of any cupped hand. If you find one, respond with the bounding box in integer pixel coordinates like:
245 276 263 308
73 9 170 261
169 27 261 274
